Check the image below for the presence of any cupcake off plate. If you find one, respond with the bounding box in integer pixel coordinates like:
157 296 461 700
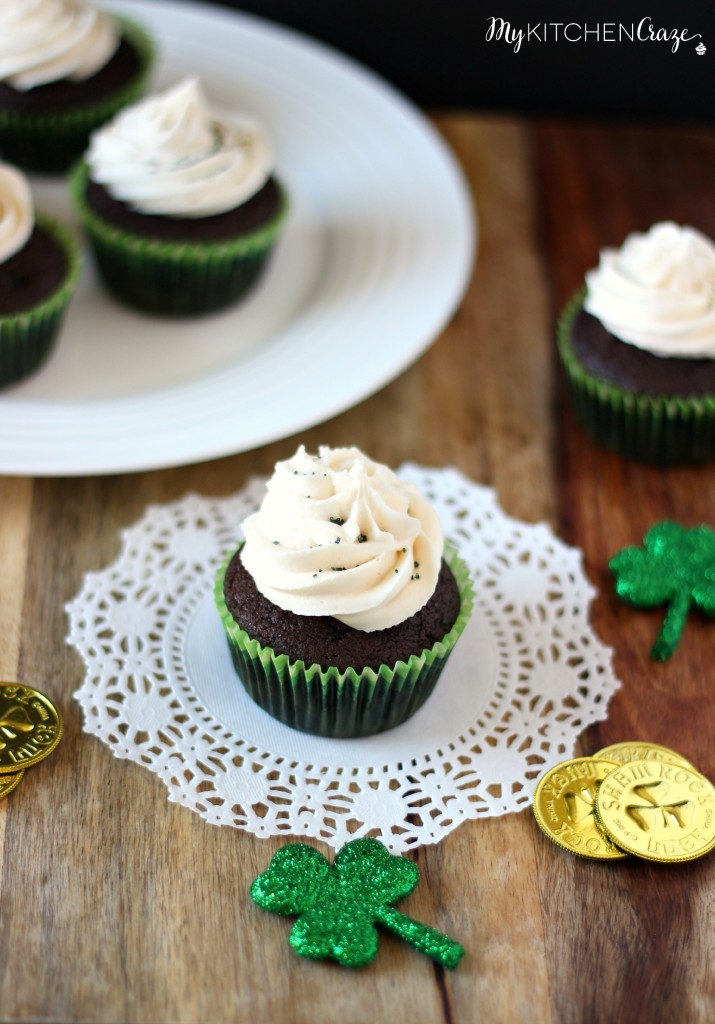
0 0 475 476
66 466 621 852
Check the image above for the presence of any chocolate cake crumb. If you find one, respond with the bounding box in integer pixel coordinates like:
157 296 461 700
84 176 282 242
571 307 715 396
223 551 462 672
0 37 141 113
0 227 67 315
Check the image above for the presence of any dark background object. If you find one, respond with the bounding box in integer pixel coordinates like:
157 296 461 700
178 0 714 120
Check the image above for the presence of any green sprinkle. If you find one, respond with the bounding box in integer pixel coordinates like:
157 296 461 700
358 534 367 543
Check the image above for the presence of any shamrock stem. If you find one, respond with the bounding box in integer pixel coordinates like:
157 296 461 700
375 905 464 969
652 588 692 661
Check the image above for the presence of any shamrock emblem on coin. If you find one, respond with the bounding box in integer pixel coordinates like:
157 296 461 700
0 703 33 749
0 683 62 773
625 782 692 831
609 521 715 660
250 838 464 968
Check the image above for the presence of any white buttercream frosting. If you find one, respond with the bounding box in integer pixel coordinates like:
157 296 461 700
0 0 119 90
240 445 445 632
86 76 273 218
0 165 33 264
585 222 715 358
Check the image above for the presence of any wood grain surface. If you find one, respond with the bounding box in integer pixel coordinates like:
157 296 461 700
0 113 714 1024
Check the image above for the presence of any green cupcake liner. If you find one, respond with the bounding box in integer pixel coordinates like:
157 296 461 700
0 18 155 174
0 216 81 388
557 289 715 465
69 162 289 317
214 543 475 738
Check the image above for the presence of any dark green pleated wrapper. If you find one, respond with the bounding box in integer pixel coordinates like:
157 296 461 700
214 544 475 738
0 217 81 388
0 19 155 175
558 290 715 465
69 162 289 317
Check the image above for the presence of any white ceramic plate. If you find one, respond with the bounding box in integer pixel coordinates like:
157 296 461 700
0 0 475 475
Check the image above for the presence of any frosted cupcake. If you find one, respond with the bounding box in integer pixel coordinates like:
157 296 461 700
558 222 715 464
69 77 288 316
0 163 80 387
0 0 154 174
215 445 474 738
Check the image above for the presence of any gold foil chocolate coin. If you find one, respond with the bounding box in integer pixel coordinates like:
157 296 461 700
0 769 24 800
595 759 715 864
595 741 695 771
0 683 62 774
533 757 629 861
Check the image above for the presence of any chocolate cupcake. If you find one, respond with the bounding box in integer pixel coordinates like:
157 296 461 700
215 445 474 738
69 77 288 317
558 222 715 464
0 163 80 387
0 1 154 174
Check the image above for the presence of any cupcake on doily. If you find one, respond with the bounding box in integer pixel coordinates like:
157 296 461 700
558 222 715 464
69 76 288 317
0 162 80 387
215 445 474 738
0 0 154 174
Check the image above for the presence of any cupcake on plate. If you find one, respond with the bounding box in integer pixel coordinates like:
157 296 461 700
214 445 474 738
69 76 288 317
0 0 154 174
0 162 80 387
558 222 715 464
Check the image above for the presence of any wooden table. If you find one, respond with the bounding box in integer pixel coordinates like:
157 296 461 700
1 114 713 1024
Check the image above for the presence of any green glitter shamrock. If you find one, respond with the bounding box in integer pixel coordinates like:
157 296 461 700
250 837 464 968
609 521 715 660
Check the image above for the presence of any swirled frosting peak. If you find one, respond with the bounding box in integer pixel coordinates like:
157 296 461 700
0 0 119 91
0 164 33 264
240 446 445 632
585 222 715 358
86 76 273 218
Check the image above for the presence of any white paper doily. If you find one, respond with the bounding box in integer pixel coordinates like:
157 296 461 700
67 467 620 852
